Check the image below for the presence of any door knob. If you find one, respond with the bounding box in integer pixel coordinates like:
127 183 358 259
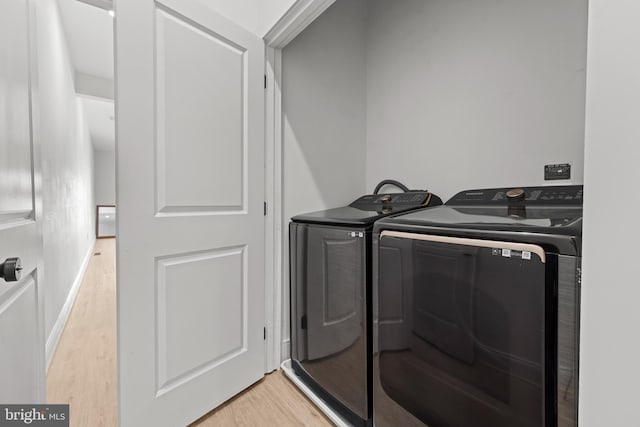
0 257 22 282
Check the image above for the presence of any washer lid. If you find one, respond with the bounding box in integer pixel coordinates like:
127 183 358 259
376 205 583 236
291 205 423 227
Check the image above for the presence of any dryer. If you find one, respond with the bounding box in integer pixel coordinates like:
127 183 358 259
372 185 583 427
290 187 442 426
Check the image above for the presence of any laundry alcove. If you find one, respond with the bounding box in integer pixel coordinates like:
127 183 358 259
274 0 589 366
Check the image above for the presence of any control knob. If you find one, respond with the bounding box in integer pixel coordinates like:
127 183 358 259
506 188 526 202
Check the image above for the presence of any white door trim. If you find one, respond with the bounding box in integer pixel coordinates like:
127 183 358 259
262 0 335 372
263 0 336 49
28 0 46 402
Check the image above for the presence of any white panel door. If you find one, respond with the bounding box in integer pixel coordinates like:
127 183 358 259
115 0 265 425
0 0 45 403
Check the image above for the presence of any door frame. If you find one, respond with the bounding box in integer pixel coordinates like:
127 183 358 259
263 0 335 372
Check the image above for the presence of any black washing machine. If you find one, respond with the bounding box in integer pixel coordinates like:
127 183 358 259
290 182 443 426
372 185 583 427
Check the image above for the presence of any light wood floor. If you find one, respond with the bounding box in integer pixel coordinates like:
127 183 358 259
47 238 118 426
190 372 332 427
46 238 332 426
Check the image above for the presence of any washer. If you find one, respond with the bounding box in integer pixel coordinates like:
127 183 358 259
372 185 583 427
289 189 443 427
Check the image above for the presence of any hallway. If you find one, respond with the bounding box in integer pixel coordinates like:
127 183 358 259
45 238 331 426
47 239 117 426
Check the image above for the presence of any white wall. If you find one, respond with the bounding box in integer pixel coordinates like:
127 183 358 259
259 0 296 36
366 0 588 201
94 149 115 205
202 0 261 36
580 1 640 425
35 0 95 344
202 0 295 37
281 0 367 357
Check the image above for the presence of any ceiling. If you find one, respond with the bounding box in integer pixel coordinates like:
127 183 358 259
58 0 115 152
58 0 114 80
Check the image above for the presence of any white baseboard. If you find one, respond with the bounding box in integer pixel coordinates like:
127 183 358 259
281 338 291 362
46 240 95 370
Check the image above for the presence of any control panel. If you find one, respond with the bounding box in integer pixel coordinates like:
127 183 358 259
545 163 572 181
350 191 432 210
446 185 583 206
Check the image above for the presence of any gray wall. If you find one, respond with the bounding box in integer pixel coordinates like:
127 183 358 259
366 0 588 201
281 0 367 358
94 149 115 206
580 0 640 424
279 0 589 364
36 0 95 343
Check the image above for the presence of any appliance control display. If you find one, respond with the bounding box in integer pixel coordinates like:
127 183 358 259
447 185 583 206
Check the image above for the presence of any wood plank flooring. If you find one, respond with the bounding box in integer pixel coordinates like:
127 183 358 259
191 371 332 427
46 238 332 426
47 238 118 427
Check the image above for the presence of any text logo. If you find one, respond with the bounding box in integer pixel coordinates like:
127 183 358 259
1 405 68 426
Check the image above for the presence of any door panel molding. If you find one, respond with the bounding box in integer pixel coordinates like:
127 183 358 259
154 4 249 215
155 246 248 395
0 274 40 402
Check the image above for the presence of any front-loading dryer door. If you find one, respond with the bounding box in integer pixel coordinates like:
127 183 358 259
305 226 366 360
375 231 551 427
